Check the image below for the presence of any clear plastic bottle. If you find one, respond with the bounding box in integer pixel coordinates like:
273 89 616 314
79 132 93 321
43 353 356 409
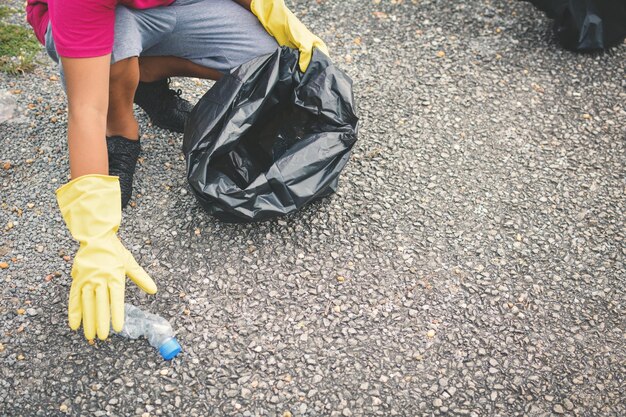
116 303 182 360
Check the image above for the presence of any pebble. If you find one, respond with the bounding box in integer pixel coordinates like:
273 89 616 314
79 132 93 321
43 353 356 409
433 398 443 407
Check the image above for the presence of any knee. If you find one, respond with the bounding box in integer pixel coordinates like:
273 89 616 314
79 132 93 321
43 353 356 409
109 57 139 90
137 57 165 82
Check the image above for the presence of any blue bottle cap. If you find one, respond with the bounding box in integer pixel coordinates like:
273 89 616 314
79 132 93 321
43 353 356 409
159 337 182 360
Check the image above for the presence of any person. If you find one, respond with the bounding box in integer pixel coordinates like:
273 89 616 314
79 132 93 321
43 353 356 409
25 0 328 342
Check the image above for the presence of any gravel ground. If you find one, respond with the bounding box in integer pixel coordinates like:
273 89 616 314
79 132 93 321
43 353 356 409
1 0 625 416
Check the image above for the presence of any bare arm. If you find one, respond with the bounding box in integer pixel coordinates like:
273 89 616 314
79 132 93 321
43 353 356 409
61 55 111 178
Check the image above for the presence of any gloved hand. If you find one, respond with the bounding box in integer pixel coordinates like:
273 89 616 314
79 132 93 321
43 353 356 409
56 174 157 341
250 0 329 72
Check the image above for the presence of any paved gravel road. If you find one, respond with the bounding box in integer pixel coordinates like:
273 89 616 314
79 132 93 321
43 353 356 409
1 0 625 416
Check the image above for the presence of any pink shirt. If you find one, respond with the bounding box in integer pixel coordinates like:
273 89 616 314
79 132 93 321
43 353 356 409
26 0 175 58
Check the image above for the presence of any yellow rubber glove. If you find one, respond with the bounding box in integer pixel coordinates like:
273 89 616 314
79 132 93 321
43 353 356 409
56 175 157 341
250 0 329 72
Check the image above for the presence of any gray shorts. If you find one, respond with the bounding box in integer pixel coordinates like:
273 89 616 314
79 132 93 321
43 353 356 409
45 0 278 73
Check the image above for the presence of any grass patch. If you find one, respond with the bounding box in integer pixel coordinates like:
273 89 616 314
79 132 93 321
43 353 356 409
0 23 41 74
0 6 15 19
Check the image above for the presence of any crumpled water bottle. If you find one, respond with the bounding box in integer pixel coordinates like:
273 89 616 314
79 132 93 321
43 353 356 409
116 303 181 360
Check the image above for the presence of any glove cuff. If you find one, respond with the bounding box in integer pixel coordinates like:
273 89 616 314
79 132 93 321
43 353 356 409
56 175 122 242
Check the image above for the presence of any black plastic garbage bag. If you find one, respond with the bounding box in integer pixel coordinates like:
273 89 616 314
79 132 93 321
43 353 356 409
183 47 358 223
525 0 626 51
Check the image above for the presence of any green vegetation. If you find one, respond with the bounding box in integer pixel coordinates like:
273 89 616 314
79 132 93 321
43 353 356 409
0 9 41 74
0 6 14 19
0 24 40 74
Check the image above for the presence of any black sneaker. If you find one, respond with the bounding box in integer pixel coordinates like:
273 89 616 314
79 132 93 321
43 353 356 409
107 135 141 209
134 78 194 133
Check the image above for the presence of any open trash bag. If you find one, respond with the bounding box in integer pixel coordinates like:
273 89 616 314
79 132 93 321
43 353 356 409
183 47 358 222
525 0 626 51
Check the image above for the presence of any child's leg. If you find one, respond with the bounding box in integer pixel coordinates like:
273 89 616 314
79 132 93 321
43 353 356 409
107 57 140 140
138 56 223 83
106 55 222 139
